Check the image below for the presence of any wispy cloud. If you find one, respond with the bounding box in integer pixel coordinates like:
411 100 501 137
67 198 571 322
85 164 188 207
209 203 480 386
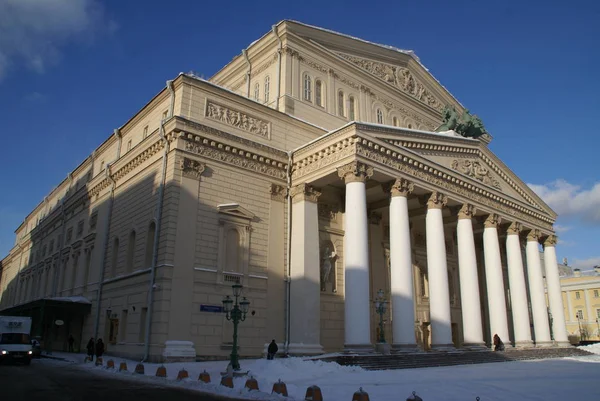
528 179 600 224
0 0 116 81
571 257 600 270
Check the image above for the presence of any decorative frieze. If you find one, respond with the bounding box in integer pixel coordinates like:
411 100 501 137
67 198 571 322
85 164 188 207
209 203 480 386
205 101 271 138
338 53 445 112
270 184 287 202
451 159 501 189
299 56 329 74
337 161 374 184
427 191 448 209
458 204 476 219
251 53 279 78
292 137 358 179
290 183 321 203
180 157 206 180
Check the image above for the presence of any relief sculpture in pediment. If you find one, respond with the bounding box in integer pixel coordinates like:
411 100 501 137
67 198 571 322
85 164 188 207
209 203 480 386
451 159 501 190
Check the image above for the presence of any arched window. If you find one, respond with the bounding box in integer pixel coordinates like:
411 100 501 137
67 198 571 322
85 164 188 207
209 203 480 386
315 80 323 107
145 222 156 268
393 117 398 126
408 123 413 129
111 238 119 277
225 229 240 273
348 96 355 120
264 76 270 104
376 109 383 124
338 91 345 117
303 74 312 101
126 230 136 273
253 83 260 101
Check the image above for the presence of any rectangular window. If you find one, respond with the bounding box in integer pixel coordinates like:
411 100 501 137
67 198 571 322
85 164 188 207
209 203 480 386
139 307 148 343
577 310 584 320
594 289 599 298
89 212 98 231
120 310 128 342
597 309 600 319
77 220 84 238
66 227 73 243
576 292 581 299
143 125 148 139
127 140 132 152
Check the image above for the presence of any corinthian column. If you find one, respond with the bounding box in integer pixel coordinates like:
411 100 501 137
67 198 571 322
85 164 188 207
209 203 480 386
426 191 454 350
456 204 485 348
338 161 374 352
386 178 418 352
506 222 533 347
288 183 324 355
525 230 552 346
483 214 510 346
543 235 569 346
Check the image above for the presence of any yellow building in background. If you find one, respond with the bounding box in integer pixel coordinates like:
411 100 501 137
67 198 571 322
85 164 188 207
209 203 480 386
560 266 600 343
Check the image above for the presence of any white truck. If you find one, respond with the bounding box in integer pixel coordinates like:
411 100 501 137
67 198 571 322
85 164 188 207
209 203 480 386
0 316 33 365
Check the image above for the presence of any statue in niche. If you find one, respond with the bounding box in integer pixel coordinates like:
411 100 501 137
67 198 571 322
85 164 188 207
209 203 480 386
320 243 338 292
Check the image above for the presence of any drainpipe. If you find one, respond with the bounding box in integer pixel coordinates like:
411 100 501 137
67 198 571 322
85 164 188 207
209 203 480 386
272 25 283 110
143 80 174 362
242 49 251 98
284 151 293 354
93 163 116 341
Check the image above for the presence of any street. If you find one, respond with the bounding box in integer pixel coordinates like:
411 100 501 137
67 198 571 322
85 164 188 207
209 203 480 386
0 358 244 401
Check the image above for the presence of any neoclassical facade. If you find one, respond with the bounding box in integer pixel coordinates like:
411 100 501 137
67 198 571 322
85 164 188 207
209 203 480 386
0 21 569 361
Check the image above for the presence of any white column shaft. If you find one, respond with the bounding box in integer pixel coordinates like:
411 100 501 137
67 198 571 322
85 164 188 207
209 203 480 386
525 240 552 344
483 226 510 342
426 208 453 348
344 181 371 347
543 244 569 344
389 196 416 348
457 218 484 346
566 291 573 322
506 234 532 345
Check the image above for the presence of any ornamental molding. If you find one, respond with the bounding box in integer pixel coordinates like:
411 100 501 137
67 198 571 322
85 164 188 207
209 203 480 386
292 136 358 179
230 80 246 92
251 53 279 78
290 183 321 203
337 52 445 112
338 74 361 90
205 100 271 139
270 184 287 202
299 55 329 74
451 159 501 189
337 161 374 183
183 138 287 180
180 157 206 180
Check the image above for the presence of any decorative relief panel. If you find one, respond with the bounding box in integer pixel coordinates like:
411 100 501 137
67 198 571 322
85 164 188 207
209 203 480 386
180 157 206 180
338 53 445 112
205 101 271 138
451 159 501 189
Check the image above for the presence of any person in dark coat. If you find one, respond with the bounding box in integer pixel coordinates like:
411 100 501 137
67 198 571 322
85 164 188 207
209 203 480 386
68 334 75 352
267 339 278 360
95 338 105 359
493 334 505 351
86 338 95 361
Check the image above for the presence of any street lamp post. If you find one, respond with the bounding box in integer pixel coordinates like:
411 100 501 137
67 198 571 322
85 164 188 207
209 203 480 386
596 318 600 340
374 289 388 343
222 284 250 371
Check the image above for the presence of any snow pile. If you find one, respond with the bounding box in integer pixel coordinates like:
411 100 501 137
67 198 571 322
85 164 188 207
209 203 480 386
578 343 600 355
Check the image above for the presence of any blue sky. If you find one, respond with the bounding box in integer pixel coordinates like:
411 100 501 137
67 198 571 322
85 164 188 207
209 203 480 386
0 0 598 268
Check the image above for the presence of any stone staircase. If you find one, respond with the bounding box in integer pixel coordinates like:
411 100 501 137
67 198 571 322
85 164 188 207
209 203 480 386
319 347 594 371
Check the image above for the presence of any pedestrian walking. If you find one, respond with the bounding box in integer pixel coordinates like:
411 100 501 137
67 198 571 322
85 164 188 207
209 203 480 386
95 338 105 359
267 339 278 360
86 338 95 361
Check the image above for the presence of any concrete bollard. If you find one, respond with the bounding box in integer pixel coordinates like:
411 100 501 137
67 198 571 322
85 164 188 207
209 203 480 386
305 385 323 401
198 370 211 383
95 357 103 366
272 379 288 396
119 362 128 372
134 363 145 375
352 387 370 401
406 391 423 401
176 368 189 381
245 376 259 391
155 365 167 377
106 360 115 369
220 375 234 388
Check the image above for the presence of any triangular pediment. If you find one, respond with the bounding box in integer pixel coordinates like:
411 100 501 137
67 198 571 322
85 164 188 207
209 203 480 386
217 203 255 220
371 130 556 218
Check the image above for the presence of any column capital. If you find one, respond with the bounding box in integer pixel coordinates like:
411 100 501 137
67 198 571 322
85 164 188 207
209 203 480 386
290 183 321 203
427 191 448 209
543 234 558 247
457 204 476 220
484 213 501 228
384 178 414 197
180 157 206 180
337 161 374 184
526 229 541 242
270 184 287 202
506 221 522 235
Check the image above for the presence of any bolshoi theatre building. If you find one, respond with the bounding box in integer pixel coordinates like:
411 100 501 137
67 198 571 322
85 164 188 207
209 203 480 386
0 20 569 362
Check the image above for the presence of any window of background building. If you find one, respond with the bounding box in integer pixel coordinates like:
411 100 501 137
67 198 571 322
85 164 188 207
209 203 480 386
139 307 148 343
264 76 270 104
393 116 399 126
66 227 73 243
77 220 84 238
338 91 345 117
594 289 599 298
576 291 581 299
120 310 128 342
349 96 355 120
597 309 600 319
254 83 260 101
577 310 584 319
376 108 383 124
315 80 322 107
303 73 312 102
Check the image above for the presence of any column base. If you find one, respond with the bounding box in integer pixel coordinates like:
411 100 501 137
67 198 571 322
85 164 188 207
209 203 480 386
344 343 374 354
287 343 324 356
514 340 535 349
392 343 421 353
430 343 456 352
462 342 489 351
534 340 554 348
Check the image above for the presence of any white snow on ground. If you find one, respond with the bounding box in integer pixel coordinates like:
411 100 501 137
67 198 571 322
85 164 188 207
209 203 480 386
43 351 600 401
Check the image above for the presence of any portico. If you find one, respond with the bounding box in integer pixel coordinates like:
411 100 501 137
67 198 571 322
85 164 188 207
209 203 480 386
287 122 565 353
